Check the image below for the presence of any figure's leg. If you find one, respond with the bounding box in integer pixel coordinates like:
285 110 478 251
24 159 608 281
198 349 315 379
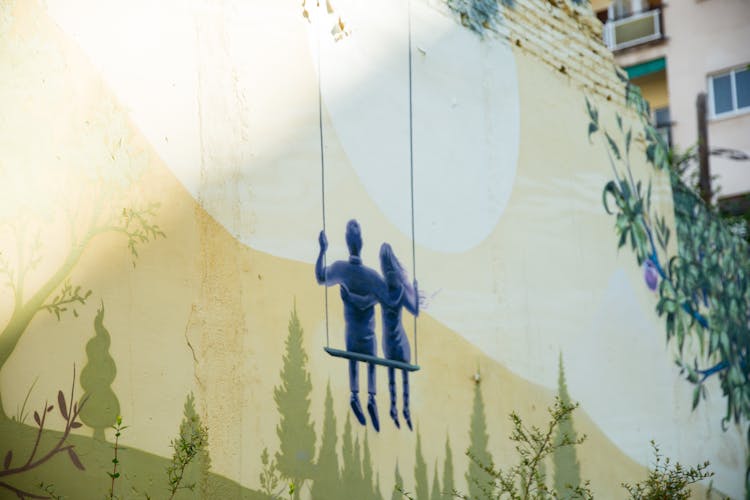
366 362 380 432
402 370 412 431
388 367 400 428
349 360 365 426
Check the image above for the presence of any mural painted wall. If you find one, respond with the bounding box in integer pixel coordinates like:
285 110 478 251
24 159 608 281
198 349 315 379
0 0 746 498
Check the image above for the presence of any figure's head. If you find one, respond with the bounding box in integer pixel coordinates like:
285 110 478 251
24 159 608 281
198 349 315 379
379 242 406 287
345 219 362 256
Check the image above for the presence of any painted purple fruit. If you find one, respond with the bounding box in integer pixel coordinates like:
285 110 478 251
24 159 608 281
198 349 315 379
644 260 659 291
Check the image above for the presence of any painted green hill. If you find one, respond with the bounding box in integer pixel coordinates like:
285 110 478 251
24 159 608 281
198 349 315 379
0 419 268 500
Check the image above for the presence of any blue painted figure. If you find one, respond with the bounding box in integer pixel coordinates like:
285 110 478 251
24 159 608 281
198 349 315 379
315 220 392 432
343 243 419 430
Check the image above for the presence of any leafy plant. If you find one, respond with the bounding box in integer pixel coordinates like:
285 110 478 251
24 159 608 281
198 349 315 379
455 397 593 500
108 415 126 500
0 367 87 499
165 406 208 499
260 447 285 499
621 441 713 500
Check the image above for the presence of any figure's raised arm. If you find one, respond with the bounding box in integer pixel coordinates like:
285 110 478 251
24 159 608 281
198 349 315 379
315 230 334 285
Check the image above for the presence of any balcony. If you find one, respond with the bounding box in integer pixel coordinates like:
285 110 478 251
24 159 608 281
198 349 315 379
603 8 663 51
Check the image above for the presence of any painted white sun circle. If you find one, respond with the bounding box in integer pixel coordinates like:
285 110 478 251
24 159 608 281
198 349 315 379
312 0 520 253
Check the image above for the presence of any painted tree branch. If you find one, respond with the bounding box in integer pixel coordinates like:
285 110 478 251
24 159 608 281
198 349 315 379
592 100 736 382
588 94 749 493
0 367 86 499
0 198 164 417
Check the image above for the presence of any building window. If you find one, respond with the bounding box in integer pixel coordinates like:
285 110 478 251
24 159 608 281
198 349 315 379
709 65 750 118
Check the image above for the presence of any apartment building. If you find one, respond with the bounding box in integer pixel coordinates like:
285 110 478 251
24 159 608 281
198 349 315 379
591 0 750 208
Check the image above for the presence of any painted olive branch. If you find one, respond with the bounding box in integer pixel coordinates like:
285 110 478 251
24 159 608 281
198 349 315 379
590 97 725 369
0 367 87 499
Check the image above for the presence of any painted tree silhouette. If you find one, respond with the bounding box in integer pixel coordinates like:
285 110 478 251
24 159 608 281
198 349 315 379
414 429 429 500
430 461 441 500
79 304 120 440
353 437 364 493
341 414 358 495
0 121 164 419
553 353 581 497
466 377 493 499
362 431 378 499
273 305 316 498
374 474 383 500
443 435 455 497
311 381 340 500
391 462 404 500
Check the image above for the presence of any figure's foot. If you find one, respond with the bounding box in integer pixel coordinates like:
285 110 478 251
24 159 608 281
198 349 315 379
390 403 400 429
350 393 366 426
403 407 413 431
367 394 380 432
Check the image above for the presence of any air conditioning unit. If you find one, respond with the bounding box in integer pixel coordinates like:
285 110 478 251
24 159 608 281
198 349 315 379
603 9 662 51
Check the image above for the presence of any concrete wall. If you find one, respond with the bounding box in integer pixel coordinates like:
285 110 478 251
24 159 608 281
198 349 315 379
0 0 745 498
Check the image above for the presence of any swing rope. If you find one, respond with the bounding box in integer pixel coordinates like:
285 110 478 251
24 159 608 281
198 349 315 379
317 17 330 349
406 0 418 365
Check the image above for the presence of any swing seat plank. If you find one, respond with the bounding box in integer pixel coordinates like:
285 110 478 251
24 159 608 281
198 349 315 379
324 347 421 372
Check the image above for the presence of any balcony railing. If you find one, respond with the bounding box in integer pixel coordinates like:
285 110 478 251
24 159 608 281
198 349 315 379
603 8 663 51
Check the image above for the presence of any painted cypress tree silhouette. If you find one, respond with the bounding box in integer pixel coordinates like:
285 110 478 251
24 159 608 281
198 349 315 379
177 392 213 497
374 473 383 500
443 435 455 497
79 304 120 441
553 353 581 497
341 414 358 494
414 429 429 500
274 304 316 498
391 462 404 500
466 375 493 499
312 381 340 500
353 436 365 494
430 461 441 500
362 431 377 499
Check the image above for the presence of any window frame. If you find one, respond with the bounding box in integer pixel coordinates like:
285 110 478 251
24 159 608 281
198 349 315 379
708 64 750 120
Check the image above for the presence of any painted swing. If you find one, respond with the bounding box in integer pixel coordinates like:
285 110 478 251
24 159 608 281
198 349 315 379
313 2 421 374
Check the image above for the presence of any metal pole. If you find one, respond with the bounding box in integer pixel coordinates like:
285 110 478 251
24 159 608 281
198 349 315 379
696 92 712 204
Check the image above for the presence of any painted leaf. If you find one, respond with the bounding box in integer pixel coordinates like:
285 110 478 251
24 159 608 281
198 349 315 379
605 132 621 160
3 450 11 470
71 421 83 429
68 448 85 471
33 411 41 427
625 128 632 154
58 391 68 420
588 122 598 142
692 385 701 410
